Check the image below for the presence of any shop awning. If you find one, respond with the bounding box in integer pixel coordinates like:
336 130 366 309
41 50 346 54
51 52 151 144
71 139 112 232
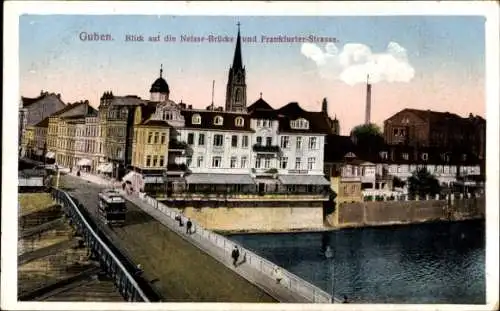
185 173 255 185
278 174 330 186
98 163 113 173
77 158 92 166
45 151 55 159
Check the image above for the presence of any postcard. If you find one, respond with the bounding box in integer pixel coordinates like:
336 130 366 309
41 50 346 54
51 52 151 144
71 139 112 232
3 1 499 311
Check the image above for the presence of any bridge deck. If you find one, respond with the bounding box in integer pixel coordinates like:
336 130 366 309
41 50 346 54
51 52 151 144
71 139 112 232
18 192 124 302
60 174 276 302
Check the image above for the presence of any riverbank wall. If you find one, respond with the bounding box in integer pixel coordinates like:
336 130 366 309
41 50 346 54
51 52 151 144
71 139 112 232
326 197 485 229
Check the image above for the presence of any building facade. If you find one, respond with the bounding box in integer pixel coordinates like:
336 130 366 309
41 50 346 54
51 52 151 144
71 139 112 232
33 117 49 162
383 108 486 160
19 91 66 157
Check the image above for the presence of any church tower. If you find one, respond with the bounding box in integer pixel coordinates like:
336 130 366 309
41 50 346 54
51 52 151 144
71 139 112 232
150 64 170 102
225 23 247 112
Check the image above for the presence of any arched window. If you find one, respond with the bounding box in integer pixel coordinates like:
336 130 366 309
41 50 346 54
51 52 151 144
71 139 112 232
235 117 244 127
192 114 201 125
214 116 224 126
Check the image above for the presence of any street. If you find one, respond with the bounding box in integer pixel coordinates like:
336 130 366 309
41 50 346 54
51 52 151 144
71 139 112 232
60 174 275 302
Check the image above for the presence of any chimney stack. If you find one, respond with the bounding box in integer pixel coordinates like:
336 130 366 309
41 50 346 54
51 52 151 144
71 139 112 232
364 75 372 125
321 98 328 114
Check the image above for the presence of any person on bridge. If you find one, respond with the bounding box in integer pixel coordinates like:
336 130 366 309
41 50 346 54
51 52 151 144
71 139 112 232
231 246 240 267
186 218 193 234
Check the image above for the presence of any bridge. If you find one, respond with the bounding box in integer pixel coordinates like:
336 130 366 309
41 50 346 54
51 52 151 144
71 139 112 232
19 158 339 303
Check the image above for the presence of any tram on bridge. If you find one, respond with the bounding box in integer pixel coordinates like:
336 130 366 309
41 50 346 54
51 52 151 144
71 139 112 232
98 189 127 226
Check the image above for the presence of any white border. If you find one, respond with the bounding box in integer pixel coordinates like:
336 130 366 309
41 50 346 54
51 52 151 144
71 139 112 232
2 1 499 311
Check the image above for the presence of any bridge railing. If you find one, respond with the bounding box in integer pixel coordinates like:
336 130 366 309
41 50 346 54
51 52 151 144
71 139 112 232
51 187 150 302
141 194 337 303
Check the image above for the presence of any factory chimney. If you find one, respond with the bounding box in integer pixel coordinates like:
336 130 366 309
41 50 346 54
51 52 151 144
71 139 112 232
364 75 372 125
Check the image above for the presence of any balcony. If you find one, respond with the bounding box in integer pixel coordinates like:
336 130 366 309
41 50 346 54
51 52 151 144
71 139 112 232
169 140 188 151
252 144 281 153
168 191 329 201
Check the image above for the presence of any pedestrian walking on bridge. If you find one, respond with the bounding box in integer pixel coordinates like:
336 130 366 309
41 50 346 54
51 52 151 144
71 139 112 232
231 246 240 267
186 218 193 234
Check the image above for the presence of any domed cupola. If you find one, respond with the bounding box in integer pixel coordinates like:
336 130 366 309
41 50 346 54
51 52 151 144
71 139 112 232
150 64 170 102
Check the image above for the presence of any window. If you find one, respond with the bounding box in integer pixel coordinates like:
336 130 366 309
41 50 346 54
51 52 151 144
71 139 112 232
146 155 151 166
256 120 262 127
212 156 222 168
256 136 262 145
197 156 203 167
153 156 158 166
235 117 244 127
307 157 316 170
186 156 192 167
198 133 205 146
280 136 290 149
230 156 237 168
214 116 224 126
148 132 152 144
295 157 301 169
187 133 194 145
380 151 388 160
213 134 224 147
422 153 429 161
263 120 268 127
266 137 272 146
242 135 249 148
290 118 309 129
462 154 467 161
160 133 166 144
255 157 262 168
159 156 164 167
192 114 201 124
264 157 271 168
308 137 317 149
241 156 247 168
154 132 159 144
402 153 409 160
296 137 302 149
279 157 288 169
231 135 238 147
393 128 399 136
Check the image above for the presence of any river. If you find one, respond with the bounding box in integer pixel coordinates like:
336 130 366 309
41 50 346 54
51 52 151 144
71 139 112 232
229 220 485 304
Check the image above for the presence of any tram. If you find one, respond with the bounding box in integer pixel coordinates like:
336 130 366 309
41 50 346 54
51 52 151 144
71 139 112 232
98 189 127 226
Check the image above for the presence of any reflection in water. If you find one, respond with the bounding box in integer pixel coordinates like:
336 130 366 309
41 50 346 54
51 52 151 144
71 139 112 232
229 220 485 304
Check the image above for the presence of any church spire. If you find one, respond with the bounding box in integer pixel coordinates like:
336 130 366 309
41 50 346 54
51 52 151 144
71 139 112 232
160 64 163 78
232 22 243 70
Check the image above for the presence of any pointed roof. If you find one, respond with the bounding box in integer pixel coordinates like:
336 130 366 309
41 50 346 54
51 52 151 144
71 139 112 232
248 98 273 112
231 23 243 70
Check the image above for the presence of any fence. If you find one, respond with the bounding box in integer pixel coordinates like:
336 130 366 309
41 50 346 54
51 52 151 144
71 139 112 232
141 194 336 303
51 188 150 302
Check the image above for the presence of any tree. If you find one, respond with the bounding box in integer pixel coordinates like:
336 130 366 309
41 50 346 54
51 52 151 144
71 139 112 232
350 123 385 150
407 168 441 198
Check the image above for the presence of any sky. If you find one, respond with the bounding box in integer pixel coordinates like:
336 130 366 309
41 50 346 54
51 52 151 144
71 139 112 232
19 15 486 135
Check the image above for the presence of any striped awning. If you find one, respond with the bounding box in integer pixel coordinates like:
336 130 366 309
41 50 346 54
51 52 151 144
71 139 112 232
278 174 330 186
185 174 255 185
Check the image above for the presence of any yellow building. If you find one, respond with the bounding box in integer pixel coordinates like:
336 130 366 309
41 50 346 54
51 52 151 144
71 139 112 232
330 176 363 203
46 101 95 167
126 104 170 195
33 117 49 162
21 125 36 158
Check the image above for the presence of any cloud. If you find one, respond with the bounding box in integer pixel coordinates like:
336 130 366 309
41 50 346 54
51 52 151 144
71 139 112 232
301 41 415 85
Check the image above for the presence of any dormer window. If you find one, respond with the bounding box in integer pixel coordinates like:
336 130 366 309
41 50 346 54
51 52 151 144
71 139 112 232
290 118 309 130
462 154 467 161
235 117 244 127
379 151 388 160
192 114 201 125
441 153 450 162
402 153 409 160
214 115 224 126
422 153 429 161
